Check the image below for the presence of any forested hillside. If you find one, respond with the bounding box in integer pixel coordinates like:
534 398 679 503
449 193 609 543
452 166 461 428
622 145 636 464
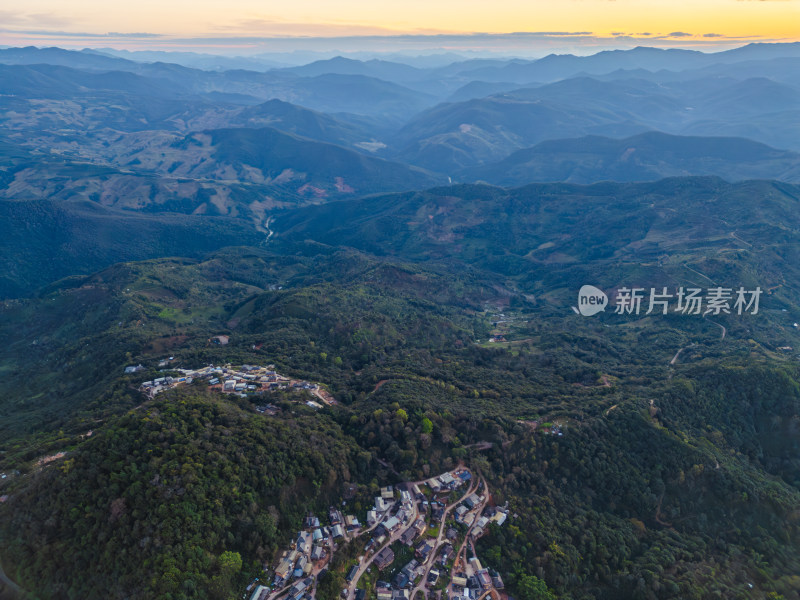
4 41 800 600
2 229 800 599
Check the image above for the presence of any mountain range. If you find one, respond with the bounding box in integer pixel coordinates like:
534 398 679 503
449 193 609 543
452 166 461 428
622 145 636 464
3 42 800 600
462 131 800 185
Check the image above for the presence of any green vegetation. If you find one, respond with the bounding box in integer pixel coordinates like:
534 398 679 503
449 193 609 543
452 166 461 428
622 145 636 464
2 390 367 599
3 179 800 599
463 132 800 187
6 42 800 600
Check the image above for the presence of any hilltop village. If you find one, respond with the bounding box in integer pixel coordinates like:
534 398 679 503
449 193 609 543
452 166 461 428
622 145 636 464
132 363 336 407
127 362 512 600
248 468 509 600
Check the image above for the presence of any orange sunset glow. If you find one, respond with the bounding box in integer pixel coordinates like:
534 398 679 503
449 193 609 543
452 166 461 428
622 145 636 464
1 0 799 51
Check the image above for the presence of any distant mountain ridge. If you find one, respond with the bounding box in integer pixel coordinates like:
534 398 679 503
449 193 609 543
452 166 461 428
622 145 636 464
463 131 800 185
392 75 800 171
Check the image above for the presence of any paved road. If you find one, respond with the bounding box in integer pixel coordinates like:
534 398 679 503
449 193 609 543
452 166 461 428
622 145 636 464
344 482 431 600
344 502 420 600
348 471 476 600
411 476 479 600
448 477 489 593
0 560 22 599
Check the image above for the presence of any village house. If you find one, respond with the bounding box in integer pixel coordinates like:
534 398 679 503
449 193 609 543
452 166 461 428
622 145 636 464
476 569 492 590
392 572 409 589
374 496 392 513
400 527 418 546
383 516 401 532
346 565 359 583
293 556 307 578
248 584 269 600
375 547 395 570
463 494 481 510
490 570 505 589
401 559 418 579
274 557 293 581
414 539 435 561
376 582 393 600
454 505 468 522
311 545 326 561
296 531 312 554
438 472 456 488
431 504 445 521
490 511 507 526
290 578 310 598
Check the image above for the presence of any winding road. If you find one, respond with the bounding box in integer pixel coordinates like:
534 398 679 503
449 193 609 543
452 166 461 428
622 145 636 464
0 560 22 599
346 470 479 600
411 475 480 600
448 476 489 594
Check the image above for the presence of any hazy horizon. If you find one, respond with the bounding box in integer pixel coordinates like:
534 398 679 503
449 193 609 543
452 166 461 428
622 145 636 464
2 0 799 57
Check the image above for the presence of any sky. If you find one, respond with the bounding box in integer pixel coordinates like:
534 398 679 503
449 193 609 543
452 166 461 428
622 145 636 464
1 0 799 56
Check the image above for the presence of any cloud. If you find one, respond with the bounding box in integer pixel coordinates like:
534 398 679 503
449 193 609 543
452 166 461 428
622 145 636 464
0 27 787 56
0 28 162 39
107 32 162 38
0 9 69 28
212 18 418 37
509 31 594 36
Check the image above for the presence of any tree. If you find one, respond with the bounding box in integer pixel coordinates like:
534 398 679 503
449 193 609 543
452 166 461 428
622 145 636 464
516 574 556 600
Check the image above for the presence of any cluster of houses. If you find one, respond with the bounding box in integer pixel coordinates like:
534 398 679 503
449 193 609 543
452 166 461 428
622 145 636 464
246 468 510 600
135 363 332 407
422 470 471 493
366 486 404 528
251 508 365 600
450 556 505 600
363 485 417 553
453 493 508 540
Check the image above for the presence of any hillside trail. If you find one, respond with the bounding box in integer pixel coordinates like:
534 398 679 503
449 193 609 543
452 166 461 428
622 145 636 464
668 315 726 366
